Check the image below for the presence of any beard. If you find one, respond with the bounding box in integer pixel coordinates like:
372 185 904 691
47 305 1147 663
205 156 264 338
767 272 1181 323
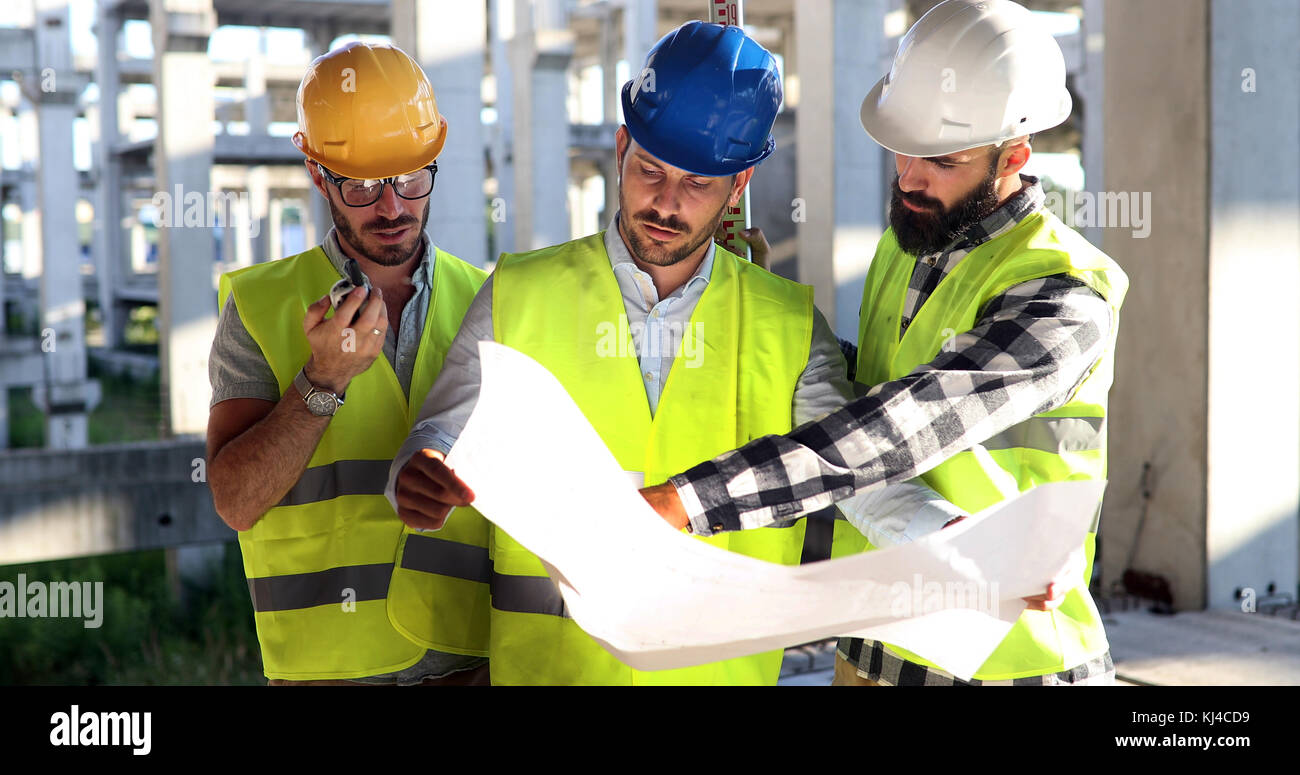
328 196 430 267
888 161 1002 257
617 185 728 268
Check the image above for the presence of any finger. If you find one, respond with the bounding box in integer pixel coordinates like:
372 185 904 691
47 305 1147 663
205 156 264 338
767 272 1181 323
741 227 771 249
408 451 474 503
397 468 459 507
332 286 368 329
302 296 331 333
356 287 386 337
397 505 448 532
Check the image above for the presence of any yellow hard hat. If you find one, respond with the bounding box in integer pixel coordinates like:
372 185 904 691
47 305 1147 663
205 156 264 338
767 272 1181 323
292 41 448 180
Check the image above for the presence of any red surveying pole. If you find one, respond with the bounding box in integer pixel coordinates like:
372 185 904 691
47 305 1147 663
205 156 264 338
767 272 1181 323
709 0 752 262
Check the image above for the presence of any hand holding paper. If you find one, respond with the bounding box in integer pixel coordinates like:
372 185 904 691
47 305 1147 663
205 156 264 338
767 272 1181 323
445 341 1106 680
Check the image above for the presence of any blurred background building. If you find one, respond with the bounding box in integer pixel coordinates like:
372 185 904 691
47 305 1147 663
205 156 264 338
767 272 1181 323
0 0 1297 684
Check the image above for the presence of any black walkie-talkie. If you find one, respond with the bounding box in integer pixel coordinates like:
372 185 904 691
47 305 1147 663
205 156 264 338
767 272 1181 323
328 258 373 325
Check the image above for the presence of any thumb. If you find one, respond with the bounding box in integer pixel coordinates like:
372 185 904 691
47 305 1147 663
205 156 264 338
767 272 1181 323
303 295 330 333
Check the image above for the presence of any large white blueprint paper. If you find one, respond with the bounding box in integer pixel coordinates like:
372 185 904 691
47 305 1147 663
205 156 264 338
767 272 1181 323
445 342 1106 679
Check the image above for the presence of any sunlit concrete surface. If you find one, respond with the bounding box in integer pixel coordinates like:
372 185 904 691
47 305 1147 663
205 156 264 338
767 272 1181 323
1106 609 1300 686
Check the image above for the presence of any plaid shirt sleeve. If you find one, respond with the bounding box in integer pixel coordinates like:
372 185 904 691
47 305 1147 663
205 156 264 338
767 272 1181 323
672 275 1113 536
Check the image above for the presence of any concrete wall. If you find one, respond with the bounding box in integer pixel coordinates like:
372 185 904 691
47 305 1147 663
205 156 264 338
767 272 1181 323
0 439 233 565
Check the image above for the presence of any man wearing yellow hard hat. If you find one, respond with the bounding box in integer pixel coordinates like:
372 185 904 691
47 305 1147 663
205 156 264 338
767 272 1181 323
380 22 975 685
205 42 491 685
642 0 1127 686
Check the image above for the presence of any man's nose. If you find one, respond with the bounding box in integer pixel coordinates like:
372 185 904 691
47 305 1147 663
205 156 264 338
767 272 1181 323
648 180 683 217
373 182 404 218
896 155 926 192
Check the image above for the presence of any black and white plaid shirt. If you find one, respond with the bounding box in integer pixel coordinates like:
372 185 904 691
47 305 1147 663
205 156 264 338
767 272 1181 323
671 176 1116 685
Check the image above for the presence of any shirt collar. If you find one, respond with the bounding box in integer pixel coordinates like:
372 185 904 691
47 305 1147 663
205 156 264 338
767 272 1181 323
321 228 435 291
603 212 715 298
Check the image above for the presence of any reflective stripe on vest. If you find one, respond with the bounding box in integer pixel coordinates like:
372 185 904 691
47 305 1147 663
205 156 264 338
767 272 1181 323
849 208 1128 681
248 563 392 612
219 245 489 680
490 233 814 685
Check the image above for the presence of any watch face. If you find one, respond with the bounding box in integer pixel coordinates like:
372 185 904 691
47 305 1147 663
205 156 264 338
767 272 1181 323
306 392 338 416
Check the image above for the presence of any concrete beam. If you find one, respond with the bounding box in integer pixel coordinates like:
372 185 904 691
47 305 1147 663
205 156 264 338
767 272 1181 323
0 439 233 565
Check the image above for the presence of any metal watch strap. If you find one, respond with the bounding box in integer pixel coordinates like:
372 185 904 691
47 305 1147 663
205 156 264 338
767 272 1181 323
294 367 344 411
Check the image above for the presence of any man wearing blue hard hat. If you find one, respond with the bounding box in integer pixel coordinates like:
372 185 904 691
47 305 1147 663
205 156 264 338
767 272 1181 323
382 21 969 684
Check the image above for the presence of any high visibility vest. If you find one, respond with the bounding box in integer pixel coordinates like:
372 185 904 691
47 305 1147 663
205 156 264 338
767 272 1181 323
218 245 490 681
489 233 813 685
841 208 1128 681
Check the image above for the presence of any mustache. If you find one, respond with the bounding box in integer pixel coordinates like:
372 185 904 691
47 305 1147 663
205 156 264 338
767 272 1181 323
365 215 419 232
634 210 689 233
892 179 943 212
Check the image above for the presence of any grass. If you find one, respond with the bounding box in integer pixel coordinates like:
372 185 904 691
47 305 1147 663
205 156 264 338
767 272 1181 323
0 542 264 685
7 358 164 448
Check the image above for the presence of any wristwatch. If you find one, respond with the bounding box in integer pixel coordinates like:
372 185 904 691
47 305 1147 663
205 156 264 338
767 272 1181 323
294 367 345 417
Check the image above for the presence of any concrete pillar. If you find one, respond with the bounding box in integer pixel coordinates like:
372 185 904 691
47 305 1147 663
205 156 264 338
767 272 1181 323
1204 0 1299 609
150 0 217 437
622 0 658 119
93 4 127 349
18 108 42 282
488 0 517 258
267 196 284 263
32 0 91 449
302 24 337 247
1101 0 1300 610
510 0 572 251
391 0 488 267
246 166 268 264
1079 0 1105 249
794 0 899 339
244 29 270 135
243 31 270 264
598 5 620 226
130 217 149 273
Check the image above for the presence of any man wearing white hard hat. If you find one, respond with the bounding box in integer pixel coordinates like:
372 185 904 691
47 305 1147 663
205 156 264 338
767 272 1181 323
642 0 1128 685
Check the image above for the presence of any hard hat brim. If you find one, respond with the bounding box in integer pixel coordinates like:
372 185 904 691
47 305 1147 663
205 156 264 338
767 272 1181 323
293 118 448 180
621 81 774 177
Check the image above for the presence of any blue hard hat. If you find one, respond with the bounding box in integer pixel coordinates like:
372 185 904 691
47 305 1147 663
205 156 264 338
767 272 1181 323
620 21 782 177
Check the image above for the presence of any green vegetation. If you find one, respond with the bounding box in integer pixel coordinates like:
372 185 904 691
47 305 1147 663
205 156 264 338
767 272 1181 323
7 357 164 449
87 360 164 444
0 542 263 685
124 305 160 346
6 387 44 448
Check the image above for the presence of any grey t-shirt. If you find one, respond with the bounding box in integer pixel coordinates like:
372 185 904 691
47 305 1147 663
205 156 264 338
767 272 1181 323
208 229 486 681
210 229 435 406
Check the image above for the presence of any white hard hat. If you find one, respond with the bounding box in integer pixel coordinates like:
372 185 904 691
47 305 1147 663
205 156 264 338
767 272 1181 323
860 0 1072 158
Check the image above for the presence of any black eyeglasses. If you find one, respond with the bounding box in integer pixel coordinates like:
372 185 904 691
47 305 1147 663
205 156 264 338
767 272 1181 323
317 162 438 207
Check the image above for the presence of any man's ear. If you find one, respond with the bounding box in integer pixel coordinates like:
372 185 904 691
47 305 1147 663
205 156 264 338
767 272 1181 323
615 125 630 176
997 140 1032 178
305 159 329 199
729 168 755 207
